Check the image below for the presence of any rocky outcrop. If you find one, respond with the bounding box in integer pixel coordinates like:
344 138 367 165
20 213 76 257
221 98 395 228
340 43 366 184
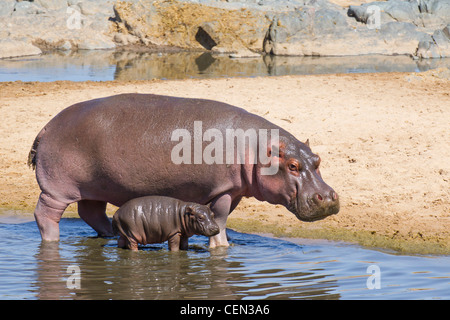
416 24 450 58
0 39 42 59
347 0 449 28
111 0 450 58
263 7 429 56
264 0 450 57
0 0 116 58
0 0 449 59
345 0 450 58
112 0 271 55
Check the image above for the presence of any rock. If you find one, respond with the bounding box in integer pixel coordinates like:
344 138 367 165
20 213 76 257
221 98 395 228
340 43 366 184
12 1 47 16
417 0 450 16
77 0 112 16
0 0 16 17
112 0 270 53
113 33 140 45
443 24 450 38
433 25 450 48
229 49 260 58
77 1 98 15
419 12 447 28
348 1 420 25
264 5 428 56
416 24 450 58
67 0 82 6
349 0 449 29
77 36 116 50
0 0 116 54
0 39 42 59
384 1 420 23
34 0 68 12
57 40 73 51
108 0 448 58
264 8 341 55
196 22 219 50
416 39 441 58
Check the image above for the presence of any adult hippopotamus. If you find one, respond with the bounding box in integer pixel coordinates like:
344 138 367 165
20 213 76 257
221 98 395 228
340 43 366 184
112 196 220 251
28 93 339 247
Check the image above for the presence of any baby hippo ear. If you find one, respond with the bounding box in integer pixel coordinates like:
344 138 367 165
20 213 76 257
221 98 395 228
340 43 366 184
185 205 195 218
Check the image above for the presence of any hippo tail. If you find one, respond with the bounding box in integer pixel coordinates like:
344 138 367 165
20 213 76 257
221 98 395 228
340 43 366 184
27 128 45 170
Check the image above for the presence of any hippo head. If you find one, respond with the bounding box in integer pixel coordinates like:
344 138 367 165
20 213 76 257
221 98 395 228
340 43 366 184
185 204 220 237
254 136 339 222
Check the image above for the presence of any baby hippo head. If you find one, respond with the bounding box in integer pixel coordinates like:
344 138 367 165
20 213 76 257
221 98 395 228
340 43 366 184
185 204 220 237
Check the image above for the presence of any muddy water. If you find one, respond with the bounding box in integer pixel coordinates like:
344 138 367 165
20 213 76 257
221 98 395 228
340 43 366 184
0 51 449 82
0 214 449 300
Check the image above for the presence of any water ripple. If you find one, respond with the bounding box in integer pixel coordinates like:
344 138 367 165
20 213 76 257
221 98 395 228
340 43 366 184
0 217 449 299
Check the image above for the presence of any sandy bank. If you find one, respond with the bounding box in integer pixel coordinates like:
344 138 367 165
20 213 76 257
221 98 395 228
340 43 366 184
0 71 449 254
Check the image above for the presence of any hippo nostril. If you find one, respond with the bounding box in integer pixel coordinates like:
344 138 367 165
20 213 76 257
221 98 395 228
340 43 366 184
310 193 323 205
312 192 338 205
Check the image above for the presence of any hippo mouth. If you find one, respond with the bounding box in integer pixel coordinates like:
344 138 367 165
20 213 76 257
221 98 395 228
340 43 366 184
203 227 220 237
198 223 220 237
288 191 340 222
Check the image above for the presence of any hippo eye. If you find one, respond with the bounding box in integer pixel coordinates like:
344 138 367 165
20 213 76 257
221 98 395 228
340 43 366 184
288 162 299 172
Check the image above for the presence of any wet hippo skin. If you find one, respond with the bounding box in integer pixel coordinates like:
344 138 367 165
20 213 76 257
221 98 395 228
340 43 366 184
112 196 219 251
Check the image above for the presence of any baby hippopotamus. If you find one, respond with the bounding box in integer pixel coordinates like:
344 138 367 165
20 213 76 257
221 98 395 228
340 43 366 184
112 196 220 251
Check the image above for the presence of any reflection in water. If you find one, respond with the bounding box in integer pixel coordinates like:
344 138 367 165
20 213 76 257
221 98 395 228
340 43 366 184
34 242 71 299
31 227 340 300
1 217 450 300
64 238 238 300
0 50 449 82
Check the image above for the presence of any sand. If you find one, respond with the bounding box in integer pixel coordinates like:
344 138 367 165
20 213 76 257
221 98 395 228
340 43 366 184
0 70 449 254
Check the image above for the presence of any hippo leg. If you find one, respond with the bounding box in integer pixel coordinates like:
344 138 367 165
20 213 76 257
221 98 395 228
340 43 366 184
180 235 189 251
34 192 68 241
127 238 138 251
117 235 138 251
209 194 233 248
168 233 181 252
77 200 113 237
117 235 127 248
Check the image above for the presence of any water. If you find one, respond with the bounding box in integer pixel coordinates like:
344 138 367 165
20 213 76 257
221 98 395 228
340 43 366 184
0 214 449 300
0 50 449 82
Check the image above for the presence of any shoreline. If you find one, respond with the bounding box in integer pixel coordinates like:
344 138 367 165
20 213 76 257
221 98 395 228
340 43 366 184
1 207 447 255
1 71 448 255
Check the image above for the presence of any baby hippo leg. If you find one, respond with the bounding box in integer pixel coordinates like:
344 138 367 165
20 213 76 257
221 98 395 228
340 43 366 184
168 233 182 252
117 235 127 249
118 235 139 251
180 235 189 251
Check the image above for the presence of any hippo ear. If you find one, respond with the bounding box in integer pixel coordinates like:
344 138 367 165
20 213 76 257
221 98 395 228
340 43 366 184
305 139 310 147
185 205 195 217
267 143 285 159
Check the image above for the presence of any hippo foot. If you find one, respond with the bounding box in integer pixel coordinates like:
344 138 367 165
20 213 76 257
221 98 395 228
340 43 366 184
117 235 138 251
209 230 229 248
